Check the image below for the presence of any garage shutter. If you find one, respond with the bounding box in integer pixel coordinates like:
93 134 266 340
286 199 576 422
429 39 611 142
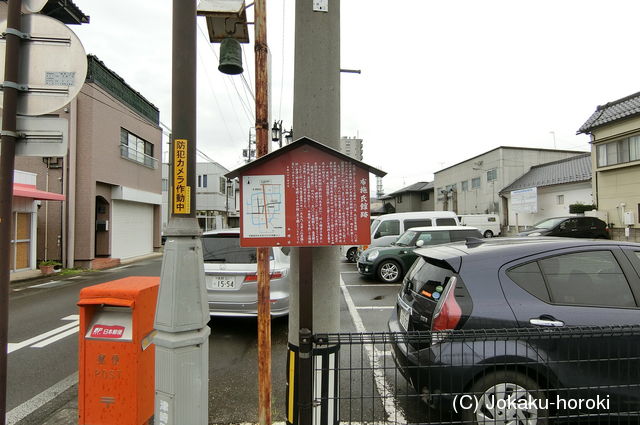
111 200 154 259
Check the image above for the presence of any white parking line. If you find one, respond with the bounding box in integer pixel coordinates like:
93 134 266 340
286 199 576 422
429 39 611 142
340 276 406 423
7 372 78 425
344 284 400 287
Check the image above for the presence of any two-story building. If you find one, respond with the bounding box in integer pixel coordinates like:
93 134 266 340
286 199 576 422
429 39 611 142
433 146 588 227
161 161 238 233
578 91 640 241
16 55 163 270
378 182 434 213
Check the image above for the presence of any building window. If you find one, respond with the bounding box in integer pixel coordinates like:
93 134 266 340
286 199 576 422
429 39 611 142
461 181 468 192
557 194 564 205
197 175 201 187
597 135 640 167
471 177 481 189
397 194 403 204
445 184 456 192
202 174 208 188
220 177 226 194
487 169 497 181
120 129 157 168
420 191 430 201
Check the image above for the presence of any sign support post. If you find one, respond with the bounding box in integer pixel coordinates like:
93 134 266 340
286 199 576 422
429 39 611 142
0 1 22 421
253 1 272 424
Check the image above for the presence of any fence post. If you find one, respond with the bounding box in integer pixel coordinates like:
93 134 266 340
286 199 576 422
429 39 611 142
298 328 313 425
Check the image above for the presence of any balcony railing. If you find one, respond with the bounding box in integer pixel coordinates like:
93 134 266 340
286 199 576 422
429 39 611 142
120 144 158 169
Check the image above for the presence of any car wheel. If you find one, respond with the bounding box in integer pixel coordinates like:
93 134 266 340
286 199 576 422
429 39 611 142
462 371 548 425
346 247 358 263
483 230 494 238
376 260 401 283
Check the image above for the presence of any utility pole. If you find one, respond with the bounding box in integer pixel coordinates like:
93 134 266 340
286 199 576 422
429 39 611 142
253 1 272 424
0 0 22 421
288 1 341 424
153 1 210 424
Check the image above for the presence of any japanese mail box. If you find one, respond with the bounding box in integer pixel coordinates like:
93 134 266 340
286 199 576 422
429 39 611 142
78 277 159 425
225 137 386 247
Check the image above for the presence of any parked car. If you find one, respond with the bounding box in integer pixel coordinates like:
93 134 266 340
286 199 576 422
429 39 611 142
342 211 461 263
357 226 482 283
202 228 291 317
389 237 640 422
517 216 610 239
458 213 501 238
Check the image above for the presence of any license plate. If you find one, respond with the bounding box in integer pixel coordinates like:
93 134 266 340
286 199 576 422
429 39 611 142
399 306 411 331
207 276 236 290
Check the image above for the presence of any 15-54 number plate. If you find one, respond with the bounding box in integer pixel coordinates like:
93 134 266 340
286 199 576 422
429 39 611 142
207 276 236 290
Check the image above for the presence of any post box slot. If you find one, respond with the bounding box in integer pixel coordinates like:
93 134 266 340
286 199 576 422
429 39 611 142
85 305 133 341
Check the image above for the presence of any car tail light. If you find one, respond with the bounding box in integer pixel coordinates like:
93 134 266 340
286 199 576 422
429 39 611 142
243 271 284 282
431 277 462 332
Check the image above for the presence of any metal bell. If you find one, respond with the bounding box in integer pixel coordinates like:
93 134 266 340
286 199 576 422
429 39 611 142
218 37 243 75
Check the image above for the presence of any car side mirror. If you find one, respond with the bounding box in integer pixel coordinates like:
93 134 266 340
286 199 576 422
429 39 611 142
416 240 424 247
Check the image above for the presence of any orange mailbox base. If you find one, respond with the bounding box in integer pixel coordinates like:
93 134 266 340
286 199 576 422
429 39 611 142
78 277 159 425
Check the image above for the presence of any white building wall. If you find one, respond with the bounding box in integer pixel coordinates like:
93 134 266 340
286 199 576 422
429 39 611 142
504 182 593 229
434 148 587 225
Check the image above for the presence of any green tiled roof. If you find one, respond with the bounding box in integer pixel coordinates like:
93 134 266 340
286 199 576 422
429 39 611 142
86 55 159 125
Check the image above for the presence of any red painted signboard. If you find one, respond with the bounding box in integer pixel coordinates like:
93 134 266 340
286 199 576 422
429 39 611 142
231 139 384 248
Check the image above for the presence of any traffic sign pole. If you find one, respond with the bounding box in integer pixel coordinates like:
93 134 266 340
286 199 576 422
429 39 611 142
0 0 22 422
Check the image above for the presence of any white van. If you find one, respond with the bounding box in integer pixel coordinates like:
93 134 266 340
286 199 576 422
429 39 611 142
457 214 501 238
341 211 460 262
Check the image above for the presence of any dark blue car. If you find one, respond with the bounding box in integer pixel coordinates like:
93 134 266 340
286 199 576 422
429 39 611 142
389 237 640 423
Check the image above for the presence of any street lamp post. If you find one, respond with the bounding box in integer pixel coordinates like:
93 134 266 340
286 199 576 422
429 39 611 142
271 120 293 148
153 1 210 424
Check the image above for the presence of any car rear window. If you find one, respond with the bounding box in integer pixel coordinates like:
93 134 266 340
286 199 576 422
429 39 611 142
450 229 483 241
202 235 273 264
406 257 455 294
435 218 457 226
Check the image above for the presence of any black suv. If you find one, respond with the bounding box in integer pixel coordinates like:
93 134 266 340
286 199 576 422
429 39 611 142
517 216 610 239
389 237 640 423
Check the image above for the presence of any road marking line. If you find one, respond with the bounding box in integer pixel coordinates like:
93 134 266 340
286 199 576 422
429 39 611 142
31 327 79 348
8 318 79 354
107 265 131 271
356 306 394 310
6 372 78 425
340 271 360 274
340 276 406 423
345 284 400 287
27 280 58 288
62 314 79 321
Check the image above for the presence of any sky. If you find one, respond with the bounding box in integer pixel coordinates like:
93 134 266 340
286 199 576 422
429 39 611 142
71 0 640 195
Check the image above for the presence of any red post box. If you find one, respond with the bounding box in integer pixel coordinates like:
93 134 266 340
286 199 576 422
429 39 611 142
78 277 159 425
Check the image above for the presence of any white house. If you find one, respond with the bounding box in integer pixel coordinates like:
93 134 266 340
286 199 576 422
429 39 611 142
499 153 593 230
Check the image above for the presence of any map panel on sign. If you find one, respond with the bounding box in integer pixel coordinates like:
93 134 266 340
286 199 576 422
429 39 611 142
242 175 286 238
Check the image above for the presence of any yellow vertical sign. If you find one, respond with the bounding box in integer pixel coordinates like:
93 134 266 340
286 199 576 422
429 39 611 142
173 139 190 214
